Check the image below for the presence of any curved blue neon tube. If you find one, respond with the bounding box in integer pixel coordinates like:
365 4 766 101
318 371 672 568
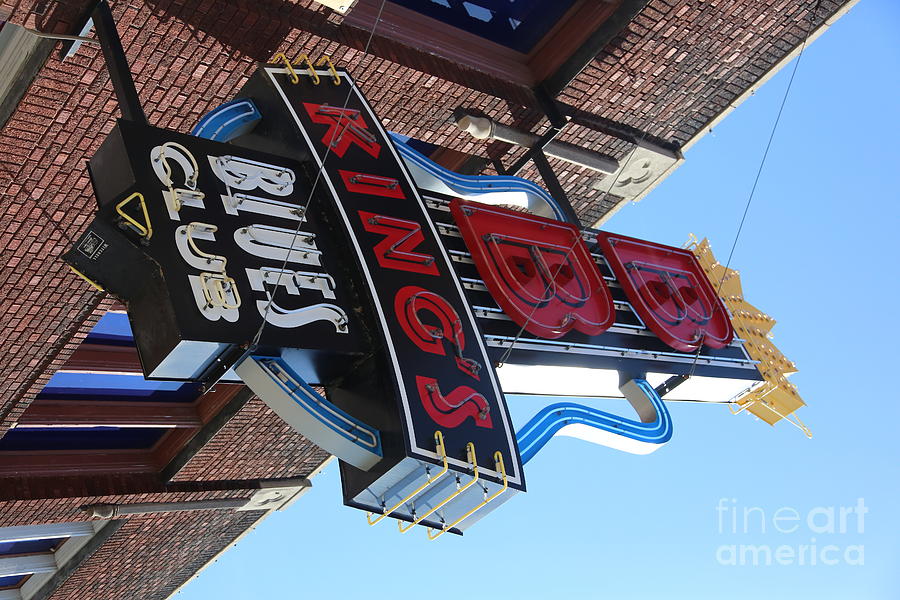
192 98 262 142
257 356 382 458
389 133 568 222
515 379 672 464
192 101 568 221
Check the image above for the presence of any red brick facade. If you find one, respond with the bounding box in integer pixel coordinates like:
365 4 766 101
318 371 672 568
0 0 852 598
40 511 264 600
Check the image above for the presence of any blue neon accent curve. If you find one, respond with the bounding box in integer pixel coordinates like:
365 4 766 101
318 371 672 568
515 379 673 464
191 100 567 220
191 98 262 142
388 132 568 222
255 355 382 458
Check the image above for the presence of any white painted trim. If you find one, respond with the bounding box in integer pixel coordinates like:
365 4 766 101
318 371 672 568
19 521 110 600
273 456 332 513
160 512 268 600
0 555 56 578
680 0 862 154
0 523 95 543
0 25 44 94
163 458 332 600
0 521 110 600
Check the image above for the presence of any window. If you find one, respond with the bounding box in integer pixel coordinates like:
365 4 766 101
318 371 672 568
345 0 622 85
39 372 198 402
0 539 65 556
83 311 133 345
0 311 241 476
0 576 29 592
0 522 110 600
390 0 578 53
0 427 165 452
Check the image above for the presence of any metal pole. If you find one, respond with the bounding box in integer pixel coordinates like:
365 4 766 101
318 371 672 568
531 149 581 226
91 0 146 124
82 499 249 518
456 114 619 173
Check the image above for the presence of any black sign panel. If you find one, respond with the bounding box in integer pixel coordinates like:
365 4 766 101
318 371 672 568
241 67 525 495
65 121 365 382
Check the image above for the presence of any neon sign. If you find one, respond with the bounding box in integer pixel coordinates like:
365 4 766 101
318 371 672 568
64 60 773 538
595 232 734 352
65 121 363 381
451 199 615 339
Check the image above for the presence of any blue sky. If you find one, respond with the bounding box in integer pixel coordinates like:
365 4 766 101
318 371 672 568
176 1 898 598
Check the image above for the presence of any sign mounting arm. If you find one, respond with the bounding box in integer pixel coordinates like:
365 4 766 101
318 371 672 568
91 0 147 125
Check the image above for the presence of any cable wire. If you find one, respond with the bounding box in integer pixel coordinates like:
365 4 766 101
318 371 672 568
249 0 389 349
686 0 823 379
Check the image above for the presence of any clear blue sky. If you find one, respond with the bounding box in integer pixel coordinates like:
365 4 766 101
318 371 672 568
177 2 898 598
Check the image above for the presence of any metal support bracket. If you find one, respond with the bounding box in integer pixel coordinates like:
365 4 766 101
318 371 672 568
115 192 151 239
427 449 508 540
91 0 146 124
531 149 581 226
366 431 449 526
397 441 479 533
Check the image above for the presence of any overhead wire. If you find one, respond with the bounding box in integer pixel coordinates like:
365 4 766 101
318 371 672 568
249 0 389 350
686 0 824 380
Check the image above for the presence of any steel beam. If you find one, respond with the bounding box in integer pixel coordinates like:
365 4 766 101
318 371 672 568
531 149 581 225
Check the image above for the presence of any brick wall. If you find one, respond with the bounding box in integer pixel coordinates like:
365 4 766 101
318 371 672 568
48 511 265 600
173 397 330 482
0 505 265 599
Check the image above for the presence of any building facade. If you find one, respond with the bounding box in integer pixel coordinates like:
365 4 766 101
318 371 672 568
0 1 855 598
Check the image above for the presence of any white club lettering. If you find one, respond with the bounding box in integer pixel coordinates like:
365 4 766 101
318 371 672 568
219 192 305 221
151 141 346 332
188 274 239 322
151 142 206 221
246 267 337 300
246 267 348 331
176 223 227 273
209 155 295 197
234 224 322 266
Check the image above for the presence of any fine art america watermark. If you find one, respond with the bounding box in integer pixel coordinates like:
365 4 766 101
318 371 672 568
715 498 866 566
